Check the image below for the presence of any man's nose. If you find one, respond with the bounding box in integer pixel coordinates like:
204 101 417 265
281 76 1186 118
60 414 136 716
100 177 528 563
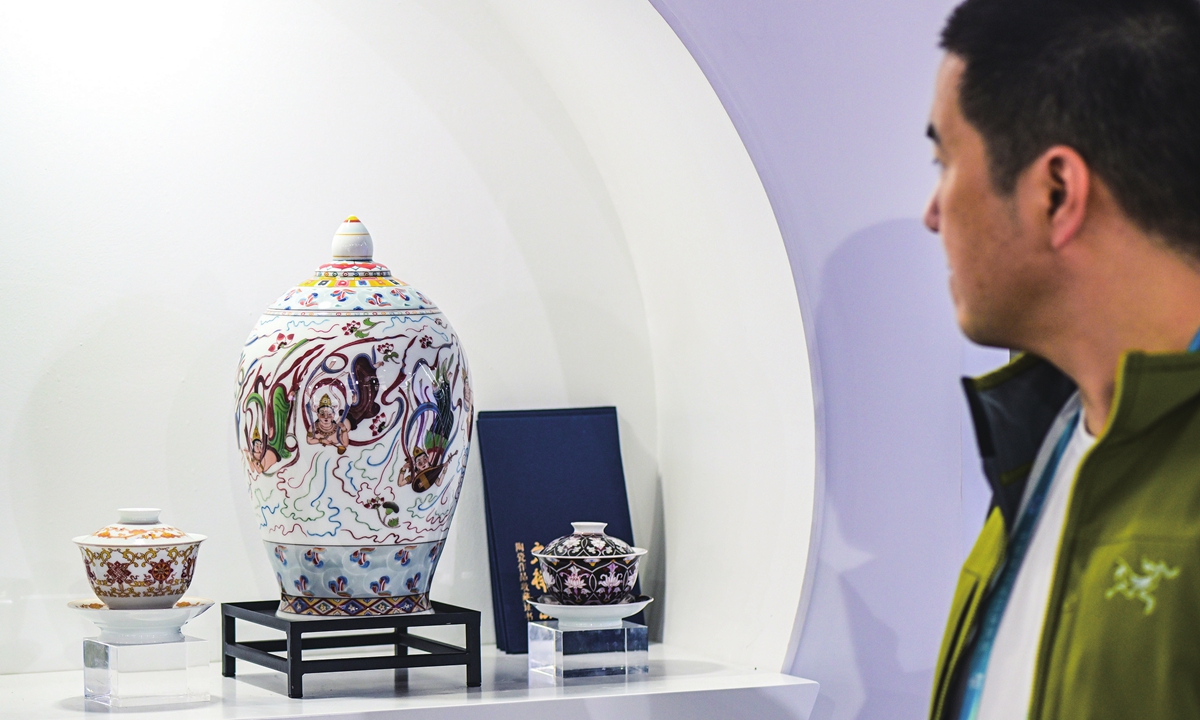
923 189 940 233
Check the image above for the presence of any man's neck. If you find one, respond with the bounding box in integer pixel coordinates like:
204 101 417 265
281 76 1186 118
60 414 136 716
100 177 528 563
1028 240 1200 436
1047 330 1192 437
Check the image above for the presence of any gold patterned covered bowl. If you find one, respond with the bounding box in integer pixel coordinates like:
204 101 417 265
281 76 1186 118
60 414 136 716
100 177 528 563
72 508 206 610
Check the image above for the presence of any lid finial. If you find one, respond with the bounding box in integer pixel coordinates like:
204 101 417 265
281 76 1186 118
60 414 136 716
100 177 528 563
118 508 161 525
332 216 374 261
571 522 608 535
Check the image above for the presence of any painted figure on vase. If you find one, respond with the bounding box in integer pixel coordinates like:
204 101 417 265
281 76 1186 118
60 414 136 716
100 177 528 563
243 381 293 474
346 355 382 431
307 394 350 452
402 360 458 492
247 429 280 474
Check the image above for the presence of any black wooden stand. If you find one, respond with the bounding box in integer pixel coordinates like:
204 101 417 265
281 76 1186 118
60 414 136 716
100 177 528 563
221 600 481 698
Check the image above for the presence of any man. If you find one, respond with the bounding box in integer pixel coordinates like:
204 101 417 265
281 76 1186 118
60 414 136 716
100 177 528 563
924 1 1200 718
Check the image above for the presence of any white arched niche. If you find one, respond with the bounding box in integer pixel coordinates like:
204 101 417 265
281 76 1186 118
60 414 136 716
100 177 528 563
0 0 814 673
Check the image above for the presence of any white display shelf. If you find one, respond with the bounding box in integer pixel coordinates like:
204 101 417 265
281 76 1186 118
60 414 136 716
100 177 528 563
0 643 818 720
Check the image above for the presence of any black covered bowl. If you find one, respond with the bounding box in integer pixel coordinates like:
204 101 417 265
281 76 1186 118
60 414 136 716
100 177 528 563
533 522 647 605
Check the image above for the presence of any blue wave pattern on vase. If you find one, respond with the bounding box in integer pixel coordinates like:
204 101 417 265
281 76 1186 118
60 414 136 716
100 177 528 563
265 540 444 603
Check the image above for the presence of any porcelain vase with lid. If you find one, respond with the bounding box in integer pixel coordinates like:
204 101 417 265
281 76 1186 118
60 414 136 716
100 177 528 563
235 217 473 618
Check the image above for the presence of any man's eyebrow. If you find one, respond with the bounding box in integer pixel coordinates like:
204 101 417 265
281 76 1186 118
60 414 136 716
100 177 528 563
926 123 940 144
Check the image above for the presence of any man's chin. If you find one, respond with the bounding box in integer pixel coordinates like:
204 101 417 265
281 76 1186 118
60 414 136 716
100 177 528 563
956 312 1014 350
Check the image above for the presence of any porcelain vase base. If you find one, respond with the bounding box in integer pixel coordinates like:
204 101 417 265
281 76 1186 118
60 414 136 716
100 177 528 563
277 592 432 619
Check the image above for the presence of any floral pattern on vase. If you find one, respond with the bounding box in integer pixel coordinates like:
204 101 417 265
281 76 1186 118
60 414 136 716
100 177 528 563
235 217 472 617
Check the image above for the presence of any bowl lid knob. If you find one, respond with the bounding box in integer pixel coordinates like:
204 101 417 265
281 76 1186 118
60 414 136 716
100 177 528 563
332 215 374 261
571 522 607 535
117 508 161 525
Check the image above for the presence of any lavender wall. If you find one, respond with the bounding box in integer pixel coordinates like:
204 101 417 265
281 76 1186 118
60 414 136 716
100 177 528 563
649 2 1007 719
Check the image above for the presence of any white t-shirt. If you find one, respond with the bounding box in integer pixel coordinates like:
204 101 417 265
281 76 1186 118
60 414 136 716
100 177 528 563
976 392 1095 720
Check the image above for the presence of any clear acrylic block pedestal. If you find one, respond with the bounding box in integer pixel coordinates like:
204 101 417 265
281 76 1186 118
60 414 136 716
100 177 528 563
528 620 648 680
84 636 210 707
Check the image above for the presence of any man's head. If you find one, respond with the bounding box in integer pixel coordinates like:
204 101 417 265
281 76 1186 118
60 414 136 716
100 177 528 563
926 0 1200 348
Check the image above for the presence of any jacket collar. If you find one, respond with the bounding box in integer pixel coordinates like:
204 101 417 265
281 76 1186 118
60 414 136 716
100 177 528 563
962 348 1200 530
1104 351 1200 441
963 354 1075 531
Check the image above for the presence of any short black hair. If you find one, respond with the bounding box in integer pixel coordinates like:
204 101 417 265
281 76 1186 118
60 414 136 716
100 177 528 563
941 0 1200 257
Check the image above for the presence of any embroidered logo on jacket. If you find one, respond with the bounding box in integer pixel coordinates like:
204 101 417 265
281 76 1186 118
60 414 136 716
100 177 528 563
1104 558 1180 615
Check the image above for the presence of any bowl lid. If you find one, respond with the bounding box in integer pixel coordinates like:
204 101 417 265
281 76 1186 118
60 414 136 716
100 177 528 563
264 216 439 317
538 522 636 558
73 508 206 547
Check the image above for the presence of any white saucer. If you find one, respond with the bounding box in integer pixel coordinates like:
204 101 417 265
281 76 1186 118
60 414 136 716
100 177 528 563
69 597 214 644
528 595 653 630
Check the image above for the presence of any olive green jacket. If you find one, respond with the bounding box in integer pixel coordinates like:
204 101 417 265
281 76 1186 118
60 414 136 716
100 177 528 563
930 350 1200 720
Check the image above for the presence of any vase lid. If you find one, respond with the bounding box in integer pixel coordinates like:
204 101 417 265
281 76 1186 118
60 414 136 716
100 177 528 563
536 521 642 558
265 216 438 317
73 508 207 547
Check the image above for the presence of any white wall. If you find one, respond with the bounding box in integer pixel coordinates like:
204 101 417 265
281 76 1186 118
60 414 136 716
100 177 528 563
0 0 813 674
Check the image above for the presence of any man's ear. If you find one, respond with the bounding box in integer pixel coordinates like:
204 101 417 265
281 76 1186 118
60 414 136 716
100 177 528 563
1032 145 1090 250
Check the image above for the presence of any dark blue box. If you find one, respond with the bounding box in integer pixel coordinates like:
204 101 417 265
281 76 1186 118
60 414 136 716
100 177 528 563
477 407 641 653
